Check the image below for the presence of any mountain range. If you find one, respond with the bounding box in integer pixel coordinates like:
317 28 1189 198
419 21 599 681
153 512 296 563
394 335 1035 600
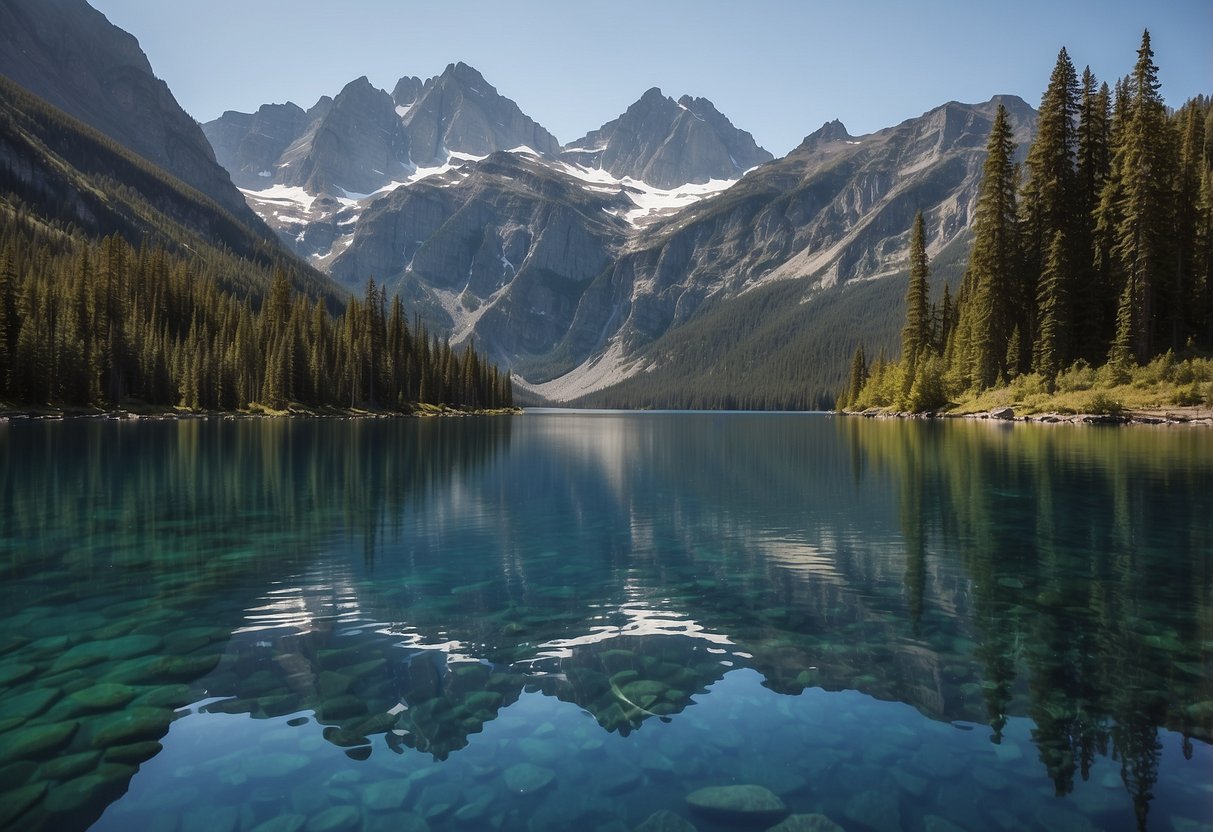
1 0 1040 408
205 62 1035 405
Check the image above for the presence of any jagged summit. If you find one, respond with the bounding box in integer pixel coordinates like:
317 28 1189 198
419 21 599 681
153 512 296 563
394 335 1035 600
271 75 411 196
392 75 423 108
802 118 852 145
401 61 560 165
563 87 772 188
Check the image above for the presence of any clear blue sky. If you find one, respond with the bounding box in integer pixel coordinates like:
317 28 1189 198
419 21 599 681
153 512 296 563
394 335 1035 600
90 0 1211 156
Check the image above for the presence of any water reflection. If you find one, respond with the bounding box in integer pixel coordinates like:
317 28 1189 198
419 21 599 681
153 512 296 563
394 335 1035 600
0 413 1209 831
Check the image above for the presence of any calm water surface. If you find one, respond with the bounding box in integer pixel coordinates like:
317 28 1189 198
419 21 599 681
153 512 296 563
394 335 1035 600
0 412 1210 832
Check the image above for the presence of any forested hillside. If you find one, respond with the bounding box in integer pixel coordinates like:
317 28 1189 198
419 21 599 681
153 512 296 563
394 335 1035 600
844 32 1213 413
0 75 511 413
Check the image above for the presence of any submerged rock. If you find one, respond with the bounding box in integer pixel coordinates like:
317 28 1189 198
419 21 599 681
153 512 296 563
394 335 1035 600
503 761 555 795
89 707 173 748
248 815 307 832
634 808 697 832
66 682 139 713
0 662 36 687
0 688 60 721
0 720 79 764
844 789 901 832
767 815 846 832
37 749 101 781
304 805 362 832
104 740 163 766
0 782 47 827
685 785 788 825
44 762 134 814
241 752 311 779
53 634 163 671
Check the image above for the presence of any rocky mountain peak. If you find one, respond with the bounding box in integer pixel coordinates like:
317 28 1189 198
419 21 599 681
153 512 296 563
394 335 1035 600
801 119 852 146
307 95 333 120
563 87 772 188
392 76 423 108
275 76 411 196
403 62 560 165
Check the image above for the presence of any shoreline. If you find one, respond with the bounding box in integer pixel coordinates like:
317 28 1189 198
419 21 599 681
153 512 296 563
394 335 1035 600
843 406 1213 426
0 404 522 421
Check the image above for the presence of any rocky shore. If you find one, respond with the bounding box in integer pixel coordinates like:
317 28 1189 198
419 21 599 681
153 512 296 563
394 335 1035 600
0 405 522 421
847 406 1212 426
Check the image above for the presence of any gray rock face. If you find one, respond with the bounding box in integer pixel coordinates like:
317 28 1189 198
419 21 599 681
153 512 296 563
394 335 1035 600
277 76 412 196
0 0 259 224
328 152 627 361
204 102 312 189
224 82 1035 403
564 87 773 188
403 62 560 165
544 95 1037 381
392 76 423 108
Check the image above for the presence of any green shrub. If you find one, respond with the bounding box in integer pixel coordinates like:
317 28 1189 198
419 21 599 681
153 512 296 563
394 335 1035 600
1088 392 1123 415
1096 361 1131 387
1010 372 1050 399
1055 359 1095 392
1173 382 1204 406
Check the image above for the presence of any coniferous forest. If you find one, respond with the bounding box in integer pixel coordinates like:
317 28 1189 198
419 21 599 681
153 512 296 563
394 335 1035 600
0 214 513 412
0 73 512 414
842 32 1213 413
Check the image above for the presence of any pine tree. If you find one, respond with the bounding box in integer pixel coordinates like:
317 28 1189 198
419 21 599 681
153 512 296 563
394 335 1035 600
1021 48 1081 350
1111 30 1173 362
1076 73 1113 362
956 104 1021 387
843 344 867 410
901 212 931 374
0 250 15 399
1173 103 1206 347
1034 230 1070 380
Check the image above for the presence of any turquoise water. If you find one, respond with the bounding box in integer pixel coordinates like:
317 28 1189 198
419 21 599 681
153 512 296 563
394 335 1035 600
0 412 1210 832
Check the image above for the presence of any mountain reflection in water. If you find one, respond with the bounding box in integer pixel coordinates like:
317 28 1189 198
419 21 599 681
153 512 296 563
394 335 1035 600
0 413 1209 831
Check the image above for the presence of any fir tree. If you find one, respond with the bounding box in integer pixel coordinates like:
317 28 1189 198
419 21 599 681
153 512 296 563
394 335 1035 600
1034 230 1070 380
1111 30 1173 362
1075 73 1113 362
901 211 931 374
1021 49 1081 334
957 104 1021 387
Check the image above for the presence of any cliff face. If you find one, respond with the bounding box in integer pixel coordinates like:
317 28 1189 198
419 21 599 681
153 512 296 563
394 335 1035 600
275 76 412 197
0 0 261 225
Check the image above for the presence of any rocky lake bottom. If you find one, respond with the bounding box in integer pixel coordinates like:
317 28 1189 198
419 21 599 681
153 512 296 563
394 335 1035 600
1 413 1210 831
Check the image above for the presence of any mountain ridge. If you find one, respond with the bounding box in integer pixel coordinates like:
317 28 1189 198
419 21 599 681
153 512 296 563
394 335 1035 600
202 58 1038 407
0 0 265 228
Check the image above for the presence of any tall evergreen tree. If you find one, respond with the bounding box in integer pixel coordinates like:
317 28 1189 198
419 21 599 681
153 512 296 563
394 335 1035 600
901 211 931 374
1173 102 1206 346
1021 49 1081 343
1034 230 1070 380
1076 72 1113 362
1110 30 1174 362
846 344 867 409
956 104 1021 387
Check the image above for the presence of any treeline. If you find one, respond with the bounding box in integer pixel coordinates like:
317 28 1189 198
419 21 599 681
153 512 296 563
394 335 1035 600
842 32 1213 411
0 214 512 412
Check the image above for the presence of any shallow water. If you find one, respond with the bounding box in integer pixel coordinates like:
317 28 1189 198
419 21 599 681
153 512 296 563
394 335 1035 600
0 412 1210 831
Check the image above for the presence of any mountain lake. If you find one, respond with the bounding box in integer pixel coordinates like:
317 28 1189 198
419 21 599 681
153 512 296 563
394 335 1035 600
0 411 1209 832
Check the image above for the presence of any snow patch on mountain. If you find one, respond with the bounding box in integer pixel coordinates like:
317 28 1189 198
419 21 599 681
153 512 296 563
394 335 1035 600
556 161 738 227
